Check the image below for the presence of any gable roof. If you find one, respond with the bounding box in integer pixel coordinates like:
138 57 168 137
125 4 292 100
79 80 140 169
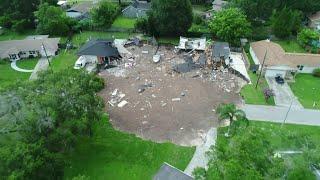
212 42 230 62
0 38 60 59
77 39 120 57
250 40 320 68
67 1 94 13
153 163 193 180
309 11 320 21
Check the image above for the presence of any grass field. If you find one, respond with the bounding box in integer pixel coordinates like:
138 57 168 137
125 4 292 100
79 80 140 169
0 30 35 41
240 72 275 105
51 51 78 71
64 115 195 180
0 59 38 89
274 40 306 53
112 16 137 29
289 74 320 109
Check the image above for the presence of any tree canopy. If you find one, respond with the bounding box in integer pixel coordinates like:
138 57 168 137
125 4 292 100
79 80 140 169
91 1 120 29
208 8 251 46
0 69 105 178
147 0 193 36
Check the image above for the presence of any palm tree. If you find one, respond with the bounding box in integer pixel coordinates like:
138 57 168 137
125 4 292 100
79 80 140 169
216 103 249 137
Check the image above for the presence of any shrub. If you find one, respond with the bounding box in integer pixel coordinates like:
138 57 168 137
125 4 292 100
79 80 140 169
313 68 320 77
193 13 205 25
135 18 149 33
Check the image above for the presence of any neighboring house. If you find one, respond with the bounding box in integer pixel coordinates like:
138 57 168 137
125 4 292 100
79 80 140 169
122 0 151 18
0 36 60 61
212 0 228 12
66 1 94 19
212 42 230 64
153 162 193 180
250 40 320 78
308 11 320 31
77 39 121 65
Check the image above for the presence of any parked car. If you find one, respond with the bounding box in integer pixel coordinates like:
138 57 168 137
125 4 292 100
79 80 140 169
275 75 284 85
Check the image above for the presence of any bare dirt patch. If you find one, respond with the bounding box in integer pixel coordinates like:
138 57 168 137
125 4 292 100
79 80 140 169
99 44 242 146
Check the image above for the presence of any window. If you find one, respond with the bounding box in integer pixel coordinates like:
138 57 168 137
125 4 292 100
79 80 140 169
29 51 36 54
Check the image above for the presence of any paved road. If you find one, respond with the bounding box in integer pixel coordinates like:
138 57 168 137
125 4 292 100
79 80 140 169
10 60 34 73
184 128 217 176
242 104 320 126
266 77 303 109
29 57 51 80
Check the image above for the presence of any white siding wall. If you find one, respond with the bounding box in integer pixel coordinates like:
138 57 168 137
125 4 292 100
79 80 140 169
298 66 320 73
249 46 261 69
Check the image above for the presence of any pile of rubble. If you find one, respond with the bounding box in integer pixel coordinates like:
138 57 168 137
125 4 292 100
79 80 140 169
108 89 128 108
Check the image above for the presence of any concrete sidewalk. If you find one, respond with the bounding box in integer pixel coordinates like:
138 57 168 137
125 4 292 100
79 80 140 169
242 104 320 126
184 128 217 176
29 57 51 80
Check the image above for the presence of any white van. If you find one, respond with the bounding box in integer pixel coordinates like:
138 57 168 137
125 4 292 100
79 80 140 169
74 56 87 69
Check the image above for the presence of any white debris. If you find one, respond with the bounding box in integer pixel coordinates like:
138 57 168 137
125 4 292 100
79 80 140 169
172 98 181 102
161 103 167 107
112 89 118 96
142 51 149 54
118 100 128 108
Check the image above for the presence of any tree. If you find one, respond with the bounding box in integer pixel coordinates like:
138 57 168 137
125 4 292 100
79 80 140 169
270 7 302 38
35 3 74 36
297 28 320 48
204 127 286 180
147 0 193 36
208 8 251 46
0 141 64 179
91 1 120 29
216 103 248 136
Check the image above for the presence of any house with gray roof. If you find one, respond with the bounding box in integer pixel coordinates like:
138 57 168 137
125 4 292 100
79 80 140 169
153 162 193 180
212 0 228 12
66 1 94 19
0 37 60 61
122 0 151 18
77 39 121 64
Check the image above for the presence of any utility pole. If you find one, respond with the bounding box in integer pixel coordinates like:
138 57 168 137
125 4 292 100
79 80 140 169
41 43 52 71
255 49 267 89
282 98 294 128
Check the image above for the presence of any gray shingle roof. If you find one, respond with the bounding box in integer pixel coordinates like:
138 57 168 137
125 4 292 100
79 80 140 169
212 42 230 62
153 163 194 180
77 39 120 58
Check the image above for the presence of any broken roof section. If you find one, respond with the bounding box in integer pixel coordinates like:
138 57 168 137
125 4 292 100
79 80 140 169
153 162 193 180
212 42 230 62
77 39 120 58
176 37 206 51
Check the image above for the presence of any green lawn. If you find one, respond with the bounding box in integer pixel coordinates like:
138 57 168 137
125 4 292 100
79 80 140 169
289 74 320 109
65 115 195 180
240 72 275 105
274 40 307 53
0 59 38 90
51 51 78 71
0 30 35 41
112 16 137 29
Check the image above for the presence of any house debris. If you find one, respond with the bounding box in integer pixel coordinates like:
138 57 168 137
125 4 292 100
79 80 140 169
176 37 206 51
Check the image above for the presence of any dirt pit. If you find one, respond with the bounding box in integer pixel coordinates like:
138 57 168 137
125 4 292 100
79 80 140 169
99 44 243 146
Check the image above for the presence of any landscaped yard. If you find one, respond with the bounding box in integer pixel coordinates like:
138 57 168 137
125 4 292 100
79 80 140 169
289 74 320 109
240 72 275 105
64 115 195 180
51 51 78 71
0 59 38 89
273 40 306 53
112 16 137 29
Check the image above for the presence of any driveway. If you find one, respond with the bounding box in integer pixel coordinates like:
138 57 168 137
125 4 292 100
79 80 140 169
29 57 51 80
266 77 303 109
242 104 320 126
10 60 34 73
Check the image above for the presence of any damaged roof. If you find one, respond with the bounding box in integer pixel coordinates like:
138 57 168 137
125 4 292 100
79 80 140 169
212 42 230 62
153 163 193 180
77 39 120 58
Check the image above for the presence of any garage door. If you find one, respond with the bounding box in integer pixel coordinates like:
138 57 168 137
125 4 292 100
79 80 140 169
265 69 286 78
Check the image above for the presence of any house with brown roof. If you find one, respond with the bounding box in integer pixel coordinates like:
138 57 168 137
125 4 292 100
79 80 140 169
308 11 320 31
0 36 60 61
250 40 320 78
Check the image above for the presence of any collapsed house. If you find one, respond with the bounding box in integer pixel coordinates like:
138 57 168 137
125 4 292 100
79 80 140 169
176 37 206 51
77 39 121 69
212 42 251 82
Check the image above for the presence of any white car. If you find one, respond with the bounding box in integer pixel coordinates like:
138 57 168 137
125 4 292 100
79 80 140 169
74 56 87 69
